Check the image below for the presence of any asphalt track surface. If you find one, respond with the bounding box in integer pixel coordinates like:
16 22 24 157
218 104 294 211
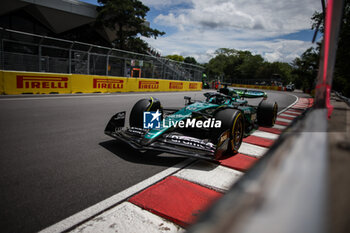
0 90 302 233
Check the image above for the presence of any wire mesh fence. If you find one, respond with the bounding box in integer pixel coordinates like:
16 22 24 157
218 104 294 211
0 28 204 81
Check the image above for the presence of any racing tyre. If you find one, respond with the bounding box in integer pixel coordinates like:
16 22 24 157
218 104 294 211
211 109 244 158
129 98 162 128
257 100 278 126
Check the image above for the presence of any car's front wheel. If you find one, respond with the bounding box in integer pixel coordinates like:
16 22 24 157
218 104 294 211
211 109 244 159
129 98 162 128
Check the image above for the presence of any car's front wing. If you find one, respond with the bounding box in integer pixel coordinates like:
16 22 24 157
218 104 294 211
105 127 229 161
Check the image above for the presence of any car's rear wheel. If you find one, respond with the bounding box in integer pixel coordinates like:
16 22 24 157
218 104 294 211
129 98 162 128
211 109 244 159
257 100 278 126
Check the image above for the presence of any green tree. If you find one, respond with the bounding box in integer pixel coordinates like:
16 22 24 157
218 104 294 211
165 54 184 62
184 56 197 64
295 0 350 96
223 54 244 82
238 53 264 80
207 49 235 82
207 49 253 82
291 47 319 91
96 0 165 52
276 62 294 84
334 0 350 96
206 48 294 84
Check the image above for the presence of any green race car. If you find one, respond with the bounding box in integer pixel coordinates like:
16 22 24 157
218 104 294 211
105 88 278 160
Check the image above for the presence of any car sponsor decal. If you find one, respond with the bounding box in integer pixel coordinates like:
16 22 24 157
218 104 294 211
165 134 215 150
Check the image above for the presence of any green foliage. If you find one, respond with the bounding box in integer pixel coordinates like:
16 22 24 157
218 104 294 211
311 11 324 34
165 55 198 64
293 0 350 96
184 56 197 64
334 0 350 97
238 52 264 80
291 47 319 91
96 0 165 52
165 54 184 62
206 48 293 84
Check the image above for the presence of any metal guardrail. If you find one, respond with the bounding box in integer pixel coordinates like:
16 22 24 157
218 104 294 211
0 27 204 81
188 107 328 233
189 0 344 232
334 91 350 106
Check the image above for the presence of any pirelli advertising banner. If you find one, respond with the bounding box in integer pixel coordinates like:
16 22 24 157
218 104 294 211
168 81 184 91
71 75 127 93
0 71 202 94
3 71 71 95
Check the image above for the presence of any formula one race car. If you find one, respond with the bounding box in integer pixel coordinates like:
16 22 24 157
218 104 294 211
105 88 278 160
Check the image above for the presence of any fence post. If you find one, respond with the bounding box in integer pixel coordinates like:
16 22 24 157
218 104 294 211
162 63 165 79
123 59 127 77
87 52 89 74
106 54 108 76
68 42 74 74
152 62 155 79
87 46 92 75
0 30 3 70
106 49 112 76
38 37 44 72
68 47 71 74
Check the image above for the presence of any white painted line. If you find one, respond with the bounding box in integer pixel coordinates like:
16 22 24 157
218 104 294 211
273 124 287 130
280 113 297 118
252 130 279 140
174 161 243 193
0 91 206 101
238 142 268 158
276 117 292 123
277 94 299 115
39 158 195 233
69 202 184 233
